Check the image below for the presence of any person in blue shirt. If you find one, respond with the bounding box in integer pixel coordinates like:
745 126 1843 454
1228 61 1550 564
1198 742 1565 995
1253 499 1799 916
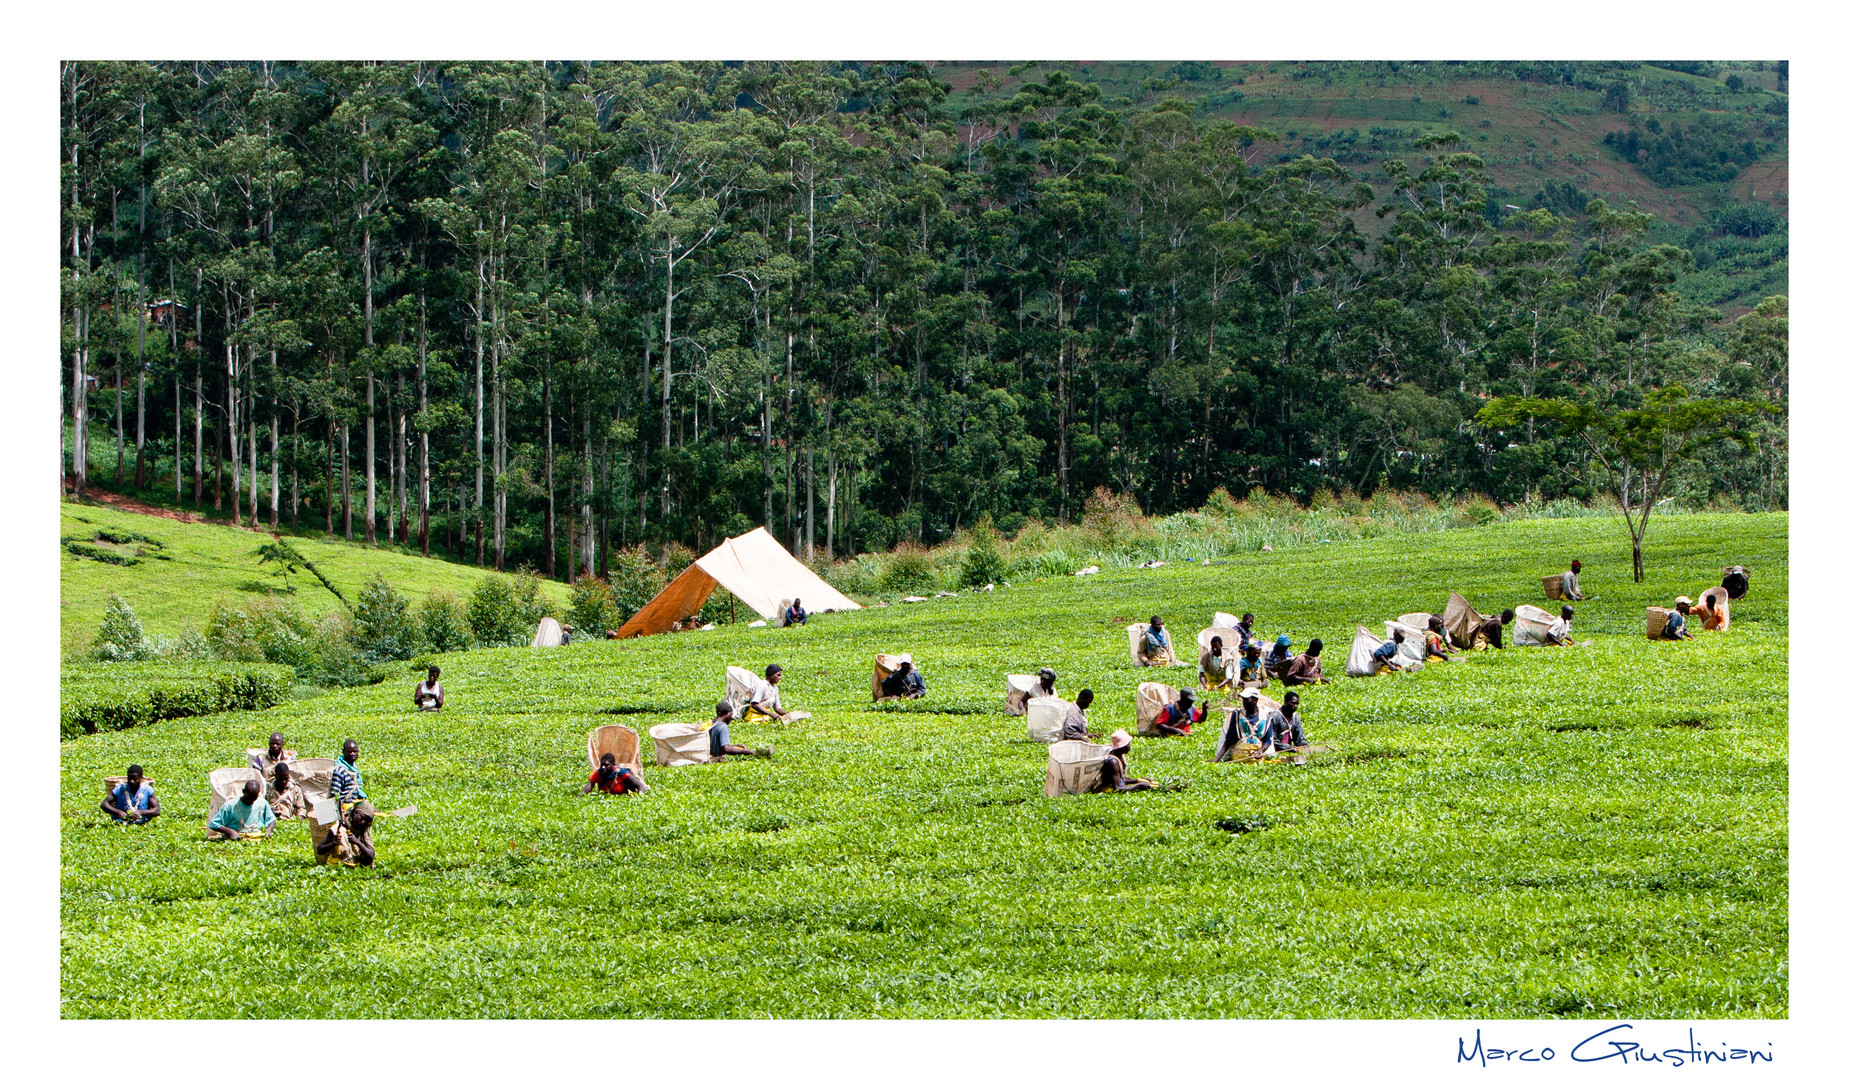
100 764 160 824
708 701 772 761
1264 634 1294 678
329 739 368 807
783 599 807 627
208 778 276 840
1662 597 1693 640
1238 644 1269 687
1140 616 1174 666
1372 629 1406 673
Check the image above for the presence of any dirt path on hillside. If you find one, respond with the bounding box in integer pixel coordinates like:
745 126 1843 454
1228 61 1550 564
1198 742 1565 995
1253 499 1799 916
68 487 275 533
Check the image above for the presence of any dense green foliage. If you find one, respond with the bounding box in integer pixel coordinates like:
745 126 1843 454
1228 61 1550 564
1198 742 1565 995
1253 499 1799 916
60 513 1786 1017
62 60 1787 583
417 589 474 653
349 574 421 663
61 661 293 739
91 594 155 661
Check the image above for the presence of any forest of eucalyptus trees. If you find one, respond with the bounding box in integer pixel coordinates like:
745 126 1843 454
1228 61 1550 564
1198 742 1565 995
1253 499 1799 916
60 61 1787 578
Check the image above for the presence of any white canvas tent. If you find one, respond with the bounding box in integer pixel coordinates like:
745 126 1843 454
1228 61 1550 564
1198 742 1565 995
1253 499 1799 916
616 527 861 638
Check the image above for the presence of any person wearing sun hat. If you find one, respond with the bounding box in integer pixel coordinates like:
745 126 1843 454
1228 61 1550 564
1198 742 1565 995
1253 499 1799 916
1216 686 1277 760
1097 729 1155 792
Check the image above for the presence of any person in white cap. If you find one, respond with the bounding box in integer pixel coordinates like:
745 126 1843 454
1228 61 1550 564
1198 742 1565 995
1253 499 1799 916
1097 730 1155 792
1663 597 1693 640
1215 686 1276 761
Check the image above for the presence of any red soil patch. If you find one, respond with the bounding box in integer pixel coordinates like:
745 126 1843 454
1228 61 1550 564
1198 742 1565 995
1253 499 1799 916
1730 160 1788 210
69 486 275 533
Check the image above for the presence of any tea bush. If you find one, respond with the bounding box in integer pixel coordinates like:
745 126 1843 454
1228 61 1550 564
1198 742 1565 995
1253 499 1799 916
203 597 319 674
879 544 939 593
59 513 1786 1018
349 574 423 664
417 589 474 653
958 523 1009 589
90 595 154 662
61 661 293 738
468 575 531 647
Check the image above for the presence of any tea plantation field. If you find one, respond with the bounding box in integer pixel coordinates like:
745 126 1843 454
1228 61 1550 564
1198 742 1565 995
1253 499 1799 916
59 513 1788 1018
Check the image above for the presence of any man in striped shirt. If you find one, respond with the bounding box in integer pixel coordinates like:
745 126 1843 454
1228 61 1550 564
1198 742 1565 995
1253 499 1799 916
329 739 368 807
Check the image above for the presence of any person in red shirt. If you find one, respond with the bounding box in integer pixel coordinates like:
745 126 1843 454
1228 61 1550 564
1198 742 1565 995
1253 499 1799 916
580 753 649 795
1150 688 1200 737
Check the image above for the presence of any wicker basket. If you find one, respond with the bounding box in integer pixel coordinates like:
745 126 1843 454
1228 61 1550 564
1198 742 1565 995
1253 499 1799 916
1542 574 1565 600
587 725 642 773
1645 606 1671 640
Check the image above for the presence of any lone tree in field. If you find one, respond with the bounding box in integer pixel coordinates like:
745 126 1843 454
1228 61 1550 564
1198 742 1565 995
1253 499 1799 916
1476 386 1776 582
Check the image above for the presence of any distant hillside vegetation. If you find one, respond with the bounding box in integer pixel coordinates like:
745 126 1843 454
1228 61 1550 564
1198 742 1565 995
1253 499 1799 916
60 502 570 658
940 60 1787 310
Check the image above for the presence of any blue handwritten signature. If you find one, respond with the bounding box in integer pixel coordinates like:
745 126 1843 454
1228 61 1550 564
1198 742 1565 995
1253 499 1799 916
1459 1026 1773 1067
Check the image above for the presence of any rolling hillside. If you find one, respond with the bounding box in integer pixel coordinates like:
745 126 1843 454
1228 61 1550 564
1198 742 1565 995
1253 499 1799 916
60 501 571 658
938 60 1788 312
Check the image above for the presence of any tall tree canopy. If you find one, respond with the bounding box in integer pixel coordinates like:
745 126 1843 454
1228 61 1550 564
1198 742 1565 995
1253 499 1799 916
60 61 1786 578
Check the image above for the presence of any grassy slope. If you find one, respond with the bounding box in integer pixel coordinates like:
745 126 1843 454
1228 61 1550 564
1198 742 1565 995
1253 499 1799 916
59 512 1787 1018
60 502 571 658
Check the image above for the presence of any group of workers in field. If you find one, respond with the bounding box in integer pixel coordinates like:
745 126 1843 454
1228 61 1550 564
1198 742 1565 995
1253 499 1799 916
98 557 1753 829
1661 566 1751 639
102 731 377 865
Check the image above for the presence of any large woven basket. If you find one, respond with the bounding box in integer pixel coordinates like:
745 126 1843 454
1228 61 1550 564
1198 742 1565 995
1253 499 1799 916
1645 606 1671 639
587 725 642 773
